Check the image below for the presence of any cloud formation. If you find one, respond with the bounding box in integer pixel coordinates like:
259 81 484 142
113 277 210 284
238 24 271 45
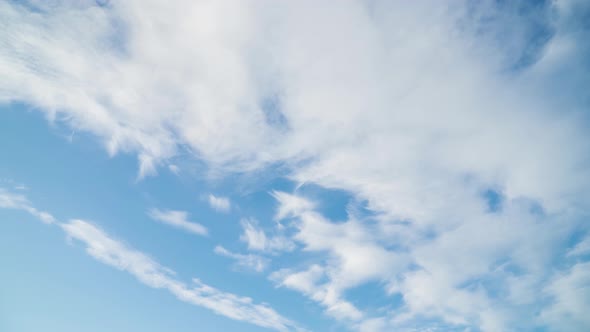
1 0 589 331
0 188 56 224
208 194 231 213
270 190 586 331
214 245 269 273
62 219 298 331
0 189 299 331
148 208 208 236
240 218 294 254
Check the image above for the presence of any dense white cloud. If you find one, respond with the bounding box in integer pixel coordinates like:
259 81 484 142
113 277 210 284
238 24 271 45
1 0 589 331
1 0 587 201
148 208 208 236
208 194 231 213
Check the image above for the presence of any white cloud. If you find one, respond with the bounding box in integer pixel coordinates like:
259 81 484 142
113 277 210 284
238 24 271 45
1 0 587 205
1 1 589 331
0 188 56 224
271 191 314 221
61 219 300 331
270 192 406 322
0 188 30 209
270 264 324 296
269 191 584 331
270 264 363 321
540 262 590 332
208 194 231 213
240 218 294 253
214 245 268 272
148 208 207 236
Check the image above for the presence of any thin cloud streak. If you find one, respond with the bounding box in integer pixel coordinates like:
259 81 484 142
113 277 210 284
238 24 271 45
0 188 56 224
62 219 299 331
148 208 208 236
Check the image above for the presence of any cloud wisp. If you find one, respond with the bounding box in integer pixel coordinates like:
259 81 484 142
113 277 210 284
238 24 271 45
0 189 298 331
208 194 231 213
0 188 56 224
148 208 208 236
240 218 294 254
62 219 299 331
214 245 269 273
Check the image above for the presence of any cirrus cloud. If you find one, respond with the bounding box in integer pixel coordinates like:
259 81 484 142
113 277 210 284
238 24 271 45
1 0 589 331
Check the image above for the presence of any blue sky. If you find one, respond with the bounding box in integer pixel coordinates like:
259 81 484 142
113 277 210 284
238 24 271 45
1 1 589 332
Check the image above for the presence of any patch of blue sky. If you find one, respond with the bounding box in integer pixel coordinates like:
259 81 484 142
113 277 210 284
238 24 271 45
463 0 555 72
261 93 289 132
345 282 404 314
482 187 504 213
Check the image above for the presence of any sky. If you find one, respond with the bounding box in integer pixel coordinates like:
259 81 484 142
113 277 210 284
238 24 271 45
0 0 589 331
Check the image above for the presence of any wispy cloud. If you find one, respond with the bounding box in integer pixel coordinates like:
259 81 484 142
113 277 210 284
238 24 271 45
1 1 590 331
168 164 180 175
240 218 294 254
270 264 363 321
0 189 299 331
540 262 590 332
271 191 314 221
62 219 299 331
269 191 585 331
567 236 590 257
207 194 231 213
270 192 403 322
214 245 269 273
0 188 55 224
148 208 207 236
